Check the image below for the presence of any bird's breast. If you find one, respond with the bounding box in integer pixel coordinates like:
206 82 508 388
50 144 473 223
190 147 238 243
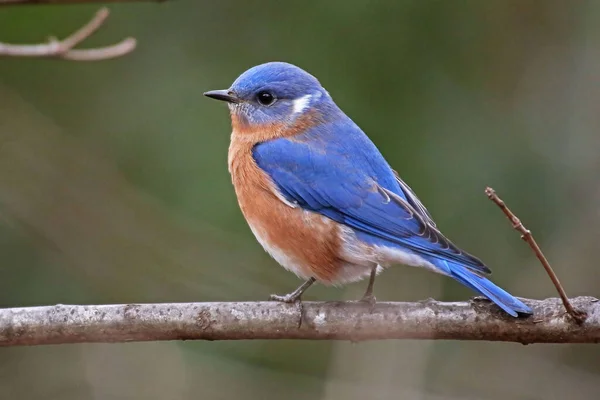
227 131 344 283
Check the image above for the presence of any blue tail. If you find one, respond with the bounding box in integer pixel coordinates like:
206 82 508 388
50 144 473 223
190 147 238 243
439 261 532 317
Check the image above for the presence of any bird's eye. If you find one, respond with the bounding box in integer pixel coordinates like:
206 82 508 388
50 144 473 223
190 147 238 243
256 91 276 106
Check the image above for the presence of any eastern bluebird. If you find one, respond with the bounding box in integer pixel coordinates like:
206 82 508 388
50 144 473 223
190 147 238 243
204 62 532 317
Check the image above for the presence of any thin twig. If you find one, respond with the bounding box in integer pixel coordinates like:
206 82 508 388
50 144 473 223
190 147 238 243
56 6 109 48
0 297 598 346
0 0 162 5
60 38 137 60
485 187 586 323
0 8 136 60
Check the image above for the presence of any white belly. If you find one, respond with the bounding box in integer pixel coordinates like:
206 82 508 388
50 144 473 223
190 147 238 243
246 220 313 280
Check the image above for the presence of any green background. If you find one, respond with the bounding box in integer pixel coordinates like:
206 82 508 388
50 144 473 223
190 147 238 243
0 1 599 399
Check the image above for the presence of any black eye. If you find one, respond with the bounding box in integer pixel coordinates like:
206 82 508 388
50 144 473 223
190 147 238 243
256 91 276 106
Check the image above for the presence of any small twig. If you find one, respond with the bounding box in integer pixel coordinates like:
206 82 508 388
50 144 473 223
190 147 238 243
0 8 136 60
485 187 586 324
0 0 162 5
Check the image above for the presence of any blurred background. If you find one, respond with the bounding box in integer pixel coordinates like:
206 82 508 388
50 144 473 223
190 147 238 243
0 1 599 399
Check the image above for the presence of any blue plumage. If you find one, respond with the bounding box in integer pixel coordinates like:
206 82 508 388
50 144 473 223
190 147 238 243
253 118 490 274
253 95 531 316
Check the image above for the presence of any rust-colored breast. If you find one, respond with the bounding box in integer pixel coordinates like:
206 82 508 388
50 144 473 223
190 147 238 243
227 125 343 283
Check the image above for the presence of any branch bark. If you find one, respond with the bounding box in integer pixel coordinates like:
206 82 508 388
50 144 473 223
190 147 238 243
1 297 599 346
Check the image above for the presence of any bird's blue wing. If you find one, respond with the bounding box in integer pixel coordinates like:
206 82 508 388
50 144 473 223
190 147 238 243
392 169 437 228
253 121 490 274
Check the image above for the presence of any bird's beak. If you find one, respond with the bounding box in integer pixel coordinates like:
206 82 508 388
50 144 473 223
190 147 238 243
203 89 241 104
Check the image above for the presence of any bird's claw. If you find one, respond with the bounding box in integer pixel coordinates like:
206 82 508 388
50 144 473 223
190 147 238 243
269 293 301 303
359 294 377 308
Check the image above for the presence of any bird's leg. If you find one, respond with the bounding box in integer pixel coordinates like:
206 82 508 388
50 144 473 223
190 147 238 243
270 277 316 303
360 266 377 306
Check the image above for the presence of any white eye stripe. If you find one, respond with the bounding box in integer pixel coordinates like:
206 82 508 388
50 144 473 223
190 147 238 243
292 94 312 114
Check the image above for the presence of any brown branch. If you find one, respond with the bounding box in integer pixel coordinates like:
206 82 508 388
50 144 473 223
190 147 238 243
0 297 599 346
0 8 136 60
485 187 586 323
0 0 163 5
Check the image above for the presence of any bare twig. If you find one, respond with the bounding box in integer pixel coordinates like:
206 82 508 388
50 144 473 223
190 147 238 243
0 0 162 6
0 8 136 60
485 187 586 323
0 297 598 346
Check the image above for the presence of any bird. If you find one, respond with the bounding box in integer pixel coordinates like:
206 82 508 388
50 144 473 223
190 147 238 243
204 61 533 317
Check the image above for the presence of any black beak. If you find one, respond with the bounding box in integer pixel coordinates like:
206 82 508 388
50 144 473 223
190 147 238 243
203 89 241 104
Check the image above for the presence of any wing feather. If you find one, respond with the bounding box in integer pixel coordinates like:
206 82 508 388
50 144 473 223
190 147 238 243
252 123 490 275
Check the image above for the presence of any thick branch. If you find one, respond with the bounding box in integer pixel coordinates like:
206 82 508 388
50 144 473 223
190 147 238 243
1 297 598 346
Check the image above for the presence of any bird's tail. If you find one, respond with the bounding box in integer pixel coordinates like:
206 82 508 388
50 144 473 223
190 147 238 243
440 260 532 317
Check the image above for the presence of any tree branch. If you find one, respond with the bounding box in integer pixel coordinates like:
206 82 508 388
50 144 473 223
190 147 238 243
1 297 598 346
0 8 136 60
0 0 162 6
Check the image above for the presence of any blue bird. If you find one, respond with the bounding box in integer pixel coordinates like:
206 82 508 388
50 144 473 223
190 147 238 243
204 61 532 317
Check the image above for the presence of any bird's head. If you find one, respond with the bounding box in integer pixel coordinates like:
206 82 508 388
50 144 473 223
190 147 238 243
204 62 332 130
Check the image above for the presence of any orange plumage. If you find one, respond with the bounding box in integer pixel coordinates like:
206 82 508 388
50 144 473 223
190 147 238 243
228 116 344 283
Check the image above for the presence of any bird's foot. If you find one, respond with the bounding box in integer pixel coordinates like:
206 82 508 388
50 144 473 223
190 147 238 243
269 293 302 303
269 292 306 328
269 277 316 304
471 296 491 303
359 293 377 309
